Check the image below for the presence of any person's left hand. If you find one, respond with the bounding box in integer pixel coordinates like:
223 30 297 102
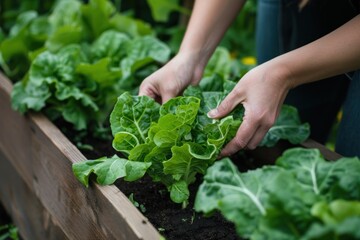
207 61 292 157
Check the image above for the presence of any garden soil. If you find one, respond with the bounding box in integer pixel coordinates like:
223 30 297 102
58 122 265 240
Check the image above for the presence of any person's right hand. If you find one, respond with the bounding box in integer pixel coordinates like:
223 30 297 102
139 53 205 103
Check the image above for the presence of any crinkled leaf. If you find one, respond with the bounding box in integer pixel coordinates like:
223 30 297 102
112 132 139 155
163 143 215 184
48 0 83 29
110 92 160 141
11 80 50 113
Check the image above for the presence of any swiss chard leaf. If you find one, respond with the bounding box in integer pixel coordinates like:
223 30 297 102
110 92 160 144
196 148 360 239
261 105 310 147
276 148 360 199
72 155 151 187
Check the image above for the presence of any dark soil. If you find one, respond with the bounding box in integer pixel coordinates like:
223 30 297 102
57 121 285 240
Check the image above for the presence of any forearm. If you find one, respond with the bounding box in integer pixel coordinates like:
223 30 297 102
274 14 360 88
178 0 245 66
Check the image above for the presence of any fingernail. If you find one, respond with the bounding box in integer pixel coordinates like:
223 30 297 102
207 108 218 118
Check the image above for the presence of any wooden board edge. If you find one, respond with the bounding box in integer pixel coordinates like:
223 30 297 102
0 72 161 240
300 139 342 161
0 151 68 240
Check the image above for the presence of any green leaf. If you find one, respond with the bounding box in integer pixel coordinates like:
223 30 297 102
81 0 115 39
276 148 360 199
195 158 279 237
112 132 139 155
48 0 82 29
11 80 50 113
90 30 129 64
110 92 160 141
169 180 190 204
72 155 151 187
0 11 38 61
45 25 83 52
204 47 233 78
261 105 310 147
76 58 122 86
303 217 360 240
163 143 215 183
29 16 51 42
109 14 153 38
146 0 190 22
121 36 170 78
311 200 360 225
62 99 90 130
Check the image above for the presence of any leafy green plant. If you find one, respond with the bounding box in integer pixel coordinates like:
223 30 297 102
195 148 360 239
9 0 170 133
74 86 243 207
146 0 190 23
73 75 309 207
0 0 154 79
0 224 18 240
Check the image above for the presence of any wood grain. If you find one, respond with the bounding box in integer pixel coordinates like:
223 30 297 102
0 151 67 240
0 73 161 240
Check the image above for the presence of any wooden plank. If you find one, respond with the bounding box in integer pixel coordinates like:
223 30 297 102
0 151 67 240
300 139 342 161
0 73 33 184
29 114 160 240
0 73 161 240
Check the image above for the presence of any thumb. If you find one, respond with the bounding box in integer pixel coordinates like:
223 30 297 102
207 90 242 119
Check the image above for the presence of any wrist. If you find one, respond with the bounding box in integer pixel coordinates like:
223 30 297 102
266 57 297 91
174 51 207 83
177 47 211 71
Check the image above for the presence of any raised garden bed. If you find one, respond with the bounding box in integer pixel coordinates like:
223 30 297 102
0 72 342 240
0 73 161 240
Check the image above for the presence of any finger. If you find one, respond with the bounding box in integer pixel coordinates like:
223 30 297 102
245 126 269 150
138 83 156 98
207 88 243 119
219 115 260 157
161 92 176 104
246 113 277 149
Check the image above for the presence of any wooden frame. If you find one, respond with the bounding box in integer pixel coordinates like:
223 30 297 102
0 72 342 239
0 73 161 240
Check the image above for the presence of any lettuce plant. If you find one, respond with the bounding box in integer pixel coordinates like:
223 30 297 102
195 148 360 239
73 78 310 207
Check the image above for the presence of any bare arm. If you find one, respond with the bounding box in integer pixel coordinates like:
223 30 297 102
278 14 360 88
179 0 245 66
139 0 245 102
209 14 360 156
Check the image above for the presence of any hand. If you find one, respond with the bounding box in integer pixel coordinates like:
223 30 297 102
139 53 205 103
208 61 292 157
